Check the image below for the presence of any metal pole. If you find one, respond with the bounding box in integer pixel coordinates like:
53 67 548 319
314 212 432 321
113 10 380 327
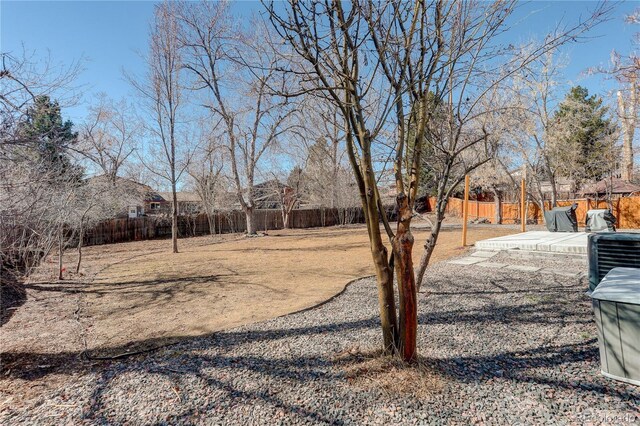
462 175 470 246
521 178 526 233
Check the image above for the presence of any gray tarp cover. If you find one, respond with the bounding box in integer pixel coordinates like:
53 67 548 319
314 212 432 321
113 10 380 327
586 209 617 232
544 204 579 232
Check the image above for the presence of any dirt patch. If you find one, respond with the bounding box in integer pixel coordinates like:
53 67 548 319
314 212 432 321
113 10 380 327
75 225 514 356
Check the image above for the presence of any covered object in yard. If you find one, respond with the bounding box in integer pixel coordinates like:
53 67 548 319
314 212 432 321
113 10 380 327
590 267 640 386
585 209 616 232
543 204 578 232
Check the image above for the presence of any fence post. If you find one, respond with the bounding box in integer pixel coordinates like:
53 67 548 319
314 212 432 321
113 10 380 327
462 175 470 246
520 178 526 233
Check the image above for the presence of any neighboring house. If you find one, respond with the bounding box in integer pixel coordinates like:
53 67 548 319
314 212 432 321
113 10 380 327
580 178 640 198
86 175 156 218
251 180 295 209
224 180 296 210
154 192 204 216
85 176 209 218
143 192 167 216
539 177 576 199
126 205 145 218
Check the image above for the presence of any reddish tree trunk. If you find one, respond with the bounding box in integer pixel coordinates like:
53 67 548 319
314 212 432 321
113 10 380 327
394 193 417 361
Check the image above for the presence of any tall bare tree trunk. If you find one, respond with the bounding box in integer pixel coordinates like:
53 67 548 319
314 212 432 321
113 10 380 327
549 175 558 208
171 180 179 253
76 224 84 274
618 86 636 182
282 208 291 229
58 227 64 281
131 3 186 254
207 211 216 236
331 136 339 210
369 233 398 354
246 207 257 235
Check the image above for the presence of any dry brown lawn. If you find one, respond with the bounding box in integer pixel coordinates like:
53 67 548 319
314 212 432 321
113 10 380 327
0 224 517 408
46 224 515 356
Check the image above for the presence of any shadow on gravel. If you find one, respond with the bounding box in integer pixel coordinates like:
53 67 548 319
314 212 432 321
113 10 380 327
0 317 375 379
4 325 637 423
3 270 638 422
0 291 603 381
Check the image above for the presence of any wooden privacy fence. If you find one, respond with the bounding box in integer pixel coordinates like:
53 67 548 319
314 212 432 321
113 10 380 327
81 196 640 247
427 196 640 229
82 207 367 247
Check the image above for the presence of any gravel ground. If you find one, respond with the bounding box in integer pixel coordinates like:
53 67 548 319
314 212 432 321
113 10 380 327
2 251 638 425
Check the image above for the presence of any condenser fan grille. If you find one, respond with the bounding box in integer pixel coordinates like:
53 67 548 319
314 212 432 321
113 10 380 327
588 234 640 292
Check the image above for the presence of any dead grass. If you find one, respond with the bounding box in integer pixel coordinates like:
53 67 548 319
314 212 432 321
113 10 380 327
7 224 517 358
333 348 445 398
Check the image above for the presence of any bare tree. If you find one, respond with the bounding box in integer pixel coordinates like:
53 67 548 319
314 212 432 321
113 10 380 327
0 49 81 140
72 175 148 274
617 74 638 182
79 94 140 181
188 133 225 235
614 9 639 182
470 156 516 224
587 8 639 182
299 100 361 223
264 168 303 229
129 2 189 253
268 0 611 361
174 2 296 235
268 0 443 359
503 51 566 211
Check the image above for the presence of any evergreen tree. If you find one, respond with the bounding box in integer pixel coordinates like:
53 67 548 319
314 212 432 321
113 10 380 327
286 165 305 189
18 95 83 181
549 86 618 185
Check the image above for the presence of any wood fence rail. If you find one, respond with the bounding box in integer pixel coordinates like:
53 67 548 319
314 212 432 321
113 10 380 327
426 196 640 229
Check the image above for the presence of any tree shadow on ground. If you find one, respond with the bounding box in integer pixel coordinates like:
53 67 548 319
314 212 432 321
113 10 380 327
0 290 600 378
3 316 637 423
1 271 27 326
22 274 231 296
3 300 638 419
3 269 638 423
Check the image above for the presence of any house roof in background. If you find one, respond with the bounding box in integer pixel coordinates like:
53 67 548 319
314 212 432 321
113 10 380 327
580 179 640 196
157 192 202 203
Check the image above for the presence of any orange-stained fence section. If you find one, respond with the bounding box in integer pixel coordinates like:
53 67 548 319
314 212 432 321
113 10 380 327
427 196 640 229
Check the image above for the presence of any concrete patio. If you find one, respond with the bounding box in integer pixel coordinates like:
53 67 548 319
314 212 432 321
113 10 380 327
474 231 588 254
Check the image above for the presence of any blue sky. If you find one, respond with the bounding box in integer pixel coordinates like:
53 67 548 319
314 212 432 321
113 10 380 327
2 1 637 125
